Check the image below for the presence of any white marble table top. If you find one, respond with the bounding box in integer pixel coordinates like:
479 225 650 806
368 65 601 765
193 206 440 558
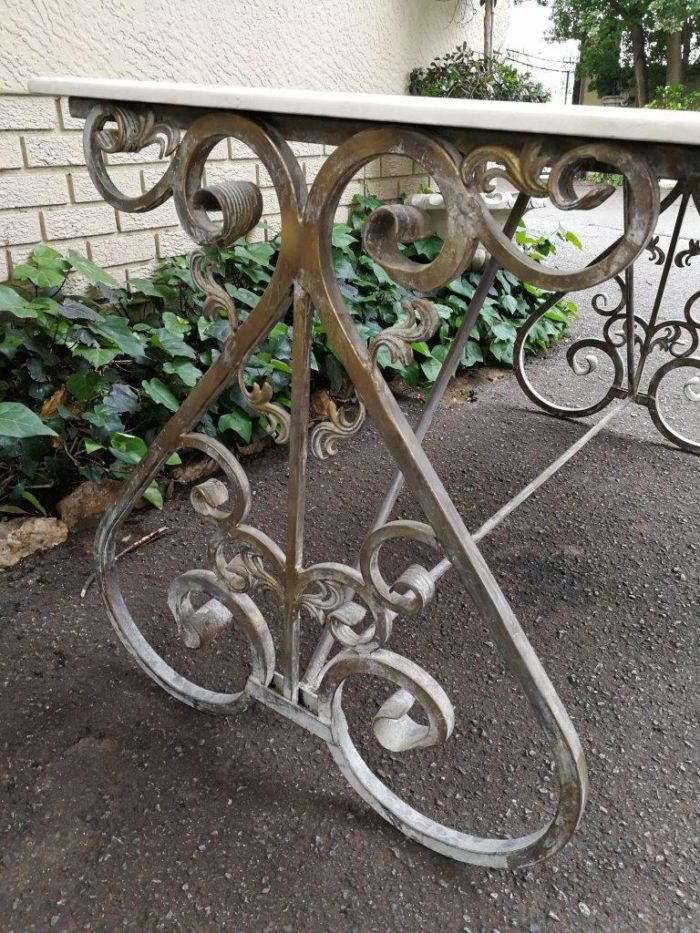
28 76 700 148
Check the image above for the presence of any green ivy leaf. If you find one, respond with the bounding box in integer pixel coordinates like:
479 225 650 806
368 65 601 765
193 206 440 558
13 264 65 289
448 278 475 298
72 346 120 368
491 320 518 340
410 341 432 358
462 340 484 368
67 250 118 286
565 230 583 250
0 285 36 317
489 339 514 365
13 246 69 289
58 299 104 322
359 255 393 285
0 402 57 438
0 332 24 359
411 236 442 261
233 243 275 269
334 254 357 280
89 315 147 359
84 438 104 454
142 480 164 509
83 404 124 437
104 383 139 415
267 359 293 374
218 409 253 442
66 371 109 402
499 294 518 315
150 328 197 359
162 311 191 338
142 378 179 411
33 245 65 264
21 490 48 516
402 360 420 388
420 358 443 382
109 432 148 465
163 358 202 387
224 284 259 308
331 225 357 254
129 277 177 303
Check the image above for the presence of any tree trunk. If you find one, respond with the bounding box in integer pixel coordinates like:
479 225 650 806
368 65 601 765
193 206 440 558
484 0 494 60
682 19 692 76
666 31 683 86
630 22 648 107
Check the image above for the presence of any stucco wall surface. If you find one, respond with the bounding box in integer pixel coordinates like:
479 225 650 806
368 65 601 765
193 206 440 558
0 0 508 282
1 0 503 94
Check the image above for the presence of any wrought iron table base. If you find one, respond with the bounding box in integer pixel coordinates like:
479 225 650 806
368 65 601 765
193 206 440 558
62 95 699 869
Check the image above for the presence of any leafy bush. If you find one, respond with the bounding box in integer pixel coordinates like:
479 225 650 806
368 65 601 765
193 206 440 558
0 196 577 515
409 43 551 103
647 84 700 111
585 171 623 188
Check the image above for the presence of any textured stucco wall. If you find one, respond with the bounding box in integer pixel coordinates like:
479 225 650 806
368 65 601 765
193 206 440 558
0 0 510 282
1 0 506 94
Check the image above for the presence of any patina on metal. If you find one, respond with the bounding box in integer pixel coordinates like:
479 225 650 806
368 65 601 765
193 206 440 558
75 95 699 869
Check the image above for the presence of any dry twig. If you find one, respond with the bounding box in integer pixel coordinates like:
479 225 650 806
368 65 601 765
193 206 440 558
80 525 170 598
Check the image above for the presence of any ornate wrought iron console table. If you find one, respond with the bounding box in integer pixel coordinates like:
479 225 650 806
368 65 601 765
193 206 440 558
29 78 700 868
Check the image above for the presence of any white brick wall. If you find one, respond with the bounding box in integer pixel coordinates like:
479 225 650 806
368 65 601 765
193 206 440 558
44 203 117 239
24 133 86 167
0 96 56 130
89 231 156 267
0 209 43 246
0 136 24 170
0 93 430 284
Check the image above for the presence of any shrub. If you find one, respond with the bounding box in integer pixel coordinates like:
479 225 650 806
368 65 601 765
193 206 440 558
647 84 700 112
0 196 577 515
409 43 551 103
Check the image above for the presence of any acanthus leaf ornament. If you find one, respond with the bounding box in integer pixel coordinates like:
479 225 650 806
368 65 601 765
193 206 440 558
95 106 179 158
310 397 366 460
460 140 658 293
368 298 440 368
84 103 179 213
646 235 666 265
238 371 291 444
675 238 700 268
461 139 550 198
191 250 238 331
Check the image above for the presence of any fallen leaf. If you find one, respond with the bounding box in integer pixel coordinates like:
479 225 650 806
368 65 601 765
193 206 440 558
309 389 332 421
0 517 68 569
40 387 67 419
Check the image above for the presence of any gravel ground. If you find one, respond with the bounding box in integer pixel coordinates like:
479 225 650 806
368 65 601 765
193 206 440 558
0 190 698 932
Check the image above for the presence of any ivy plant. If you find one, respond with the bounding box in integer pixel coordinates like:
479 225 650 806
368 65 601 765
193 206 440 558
0 196 578 516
